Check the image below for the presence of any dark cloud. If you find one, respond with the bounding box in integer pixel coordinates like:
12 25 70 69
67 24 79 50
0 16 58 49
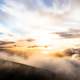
53 28 80 38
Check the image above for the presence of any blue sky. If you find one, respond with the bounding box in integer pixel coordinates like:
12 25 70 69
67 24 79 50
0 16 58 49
0 0 80 40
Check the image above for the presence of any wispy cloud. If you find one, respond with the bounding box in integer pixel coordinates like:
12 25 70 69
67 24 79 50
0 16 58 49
0 0 80 40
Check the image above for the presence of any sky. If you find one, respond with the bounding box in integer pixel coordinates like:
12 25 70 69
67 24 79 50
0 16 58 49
0 0 80 41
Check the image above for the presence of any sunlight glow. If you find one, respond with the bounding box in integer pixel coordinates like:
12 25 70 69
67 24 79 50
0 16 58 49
30 31 52 46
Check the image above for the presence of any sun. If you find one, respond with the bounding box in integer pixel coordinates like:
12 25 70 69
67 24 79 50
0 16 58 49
30 31 52 46
30 31 61 49
37 34 52 46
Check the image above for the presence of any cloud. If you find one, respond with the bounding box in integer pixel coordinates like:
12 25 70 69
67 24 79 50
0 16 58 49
0 0 80 40
0 23 21 41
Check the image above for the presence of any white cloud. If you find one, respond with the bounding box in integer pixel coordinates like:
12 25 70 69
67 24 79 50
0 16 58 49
0 0 80 40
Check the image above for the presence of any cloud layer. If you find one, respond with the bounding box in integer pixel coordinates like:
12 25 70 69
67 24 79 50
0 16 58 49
0 0 80 40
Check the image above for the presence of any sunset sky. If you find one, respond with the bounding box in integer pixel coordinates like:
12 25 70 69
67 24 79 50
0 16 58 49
0 0 80 41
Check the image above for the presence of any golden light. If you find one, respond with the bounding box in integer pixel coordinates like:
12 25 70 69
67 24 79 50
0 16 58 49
27 30 80 55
